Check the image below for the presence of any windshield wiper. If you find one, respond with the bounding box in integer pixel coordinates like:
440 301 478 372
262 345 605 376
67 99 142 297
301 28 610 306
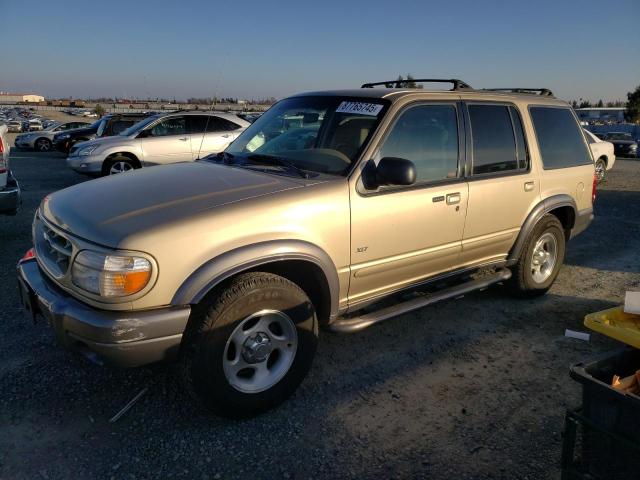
245 154 310 179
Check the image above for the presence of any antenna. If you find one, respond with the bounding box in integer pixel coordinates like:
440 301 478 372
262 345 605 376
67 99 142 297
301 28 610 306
196 53 229 160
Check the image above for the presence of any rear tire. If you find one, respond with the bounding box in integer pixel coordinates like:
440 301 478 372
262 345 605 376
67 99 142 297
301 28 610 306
102 156 138 176
180 272 318 418
595 158 606 183
35 138 52 152
509 214 565 298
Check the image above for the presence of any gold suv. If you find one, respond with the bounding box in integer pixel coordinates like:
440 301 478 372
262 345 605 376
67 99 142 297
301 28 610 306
18 79 595 417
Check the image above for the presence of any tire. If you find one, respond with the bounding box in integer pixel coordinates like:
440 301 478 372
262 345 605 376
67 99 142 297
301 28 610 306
102 156 138 176
34 138 52 152
595 158 606 183
509 214 566 298
180 272 318 418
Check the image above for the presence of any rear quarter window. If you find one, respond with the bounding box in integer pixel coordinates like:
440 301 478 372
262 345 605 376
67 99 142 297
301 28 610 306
529 106 592 169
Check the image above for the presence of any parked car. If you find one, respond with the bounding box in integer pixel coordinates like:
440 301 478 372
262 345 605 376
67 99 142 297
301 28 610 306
601 132 638 158
66 111 249 175
0 123 21 215
18 80 595 417
53 113 152 154
7 120 23 133
28 119 44 131
584 129 615 182
15 121 91 151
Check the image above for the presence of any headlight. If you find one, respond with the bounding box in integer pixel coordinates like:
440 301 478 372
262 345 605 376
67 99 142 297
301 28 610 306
78 145 99 156
58 134 70 140
71 250 152 298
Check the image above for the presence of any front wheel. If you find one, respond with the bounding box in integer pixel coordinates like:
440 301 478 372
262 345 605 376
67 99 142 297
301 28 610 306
509 214 566 297
102 156 138 176
180 272 318 418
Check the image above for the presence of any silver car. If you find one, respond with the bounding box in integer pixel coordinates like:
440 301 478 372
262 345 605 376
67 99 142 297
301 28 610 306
15 121 91 151
66 111 250 175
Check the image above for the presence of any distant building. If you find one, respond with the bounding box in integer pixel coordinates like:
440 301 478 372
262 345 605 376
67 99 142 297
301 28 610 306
0 92 45 103
575 107 625 123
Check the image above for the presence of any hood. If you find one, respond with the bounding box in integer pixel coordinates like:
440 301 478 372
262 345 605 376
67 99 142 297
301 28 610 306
42 162 308 247
56 126 97 138
75 134 131 149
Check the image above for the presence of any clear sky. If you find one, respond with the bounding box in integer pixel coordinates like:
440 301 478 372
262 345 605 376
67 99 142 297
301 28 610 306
1 0 638 102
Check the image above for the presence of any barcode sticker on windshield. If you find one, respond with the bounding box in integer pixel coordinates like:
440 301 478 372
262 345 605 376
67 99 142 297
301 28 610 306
336 101 383 116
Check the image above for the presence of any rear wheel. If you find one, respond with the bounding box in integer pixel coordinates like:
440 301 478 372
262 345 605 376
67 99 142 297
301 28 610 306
102 156 138 176
180 272 318 418
34 138 52 152
595 158 606 183
509 214 566 297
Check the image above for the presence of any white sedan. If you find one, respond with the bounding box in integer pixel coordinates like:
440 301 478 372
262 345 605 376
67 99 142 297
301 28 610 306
584 129 615 182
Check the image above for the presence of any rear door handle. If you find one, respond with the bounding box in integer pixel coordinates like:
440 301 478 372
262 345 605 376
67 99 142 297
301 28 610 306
222 133 232 138
524 181 535 192
446 192 461 205
179 137 189 141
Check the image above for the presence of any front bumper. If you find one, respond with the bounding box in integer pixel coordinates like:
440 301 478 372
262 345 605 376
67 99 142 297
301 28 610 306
0 172 21 214
66 154 104 174
17 258 191 367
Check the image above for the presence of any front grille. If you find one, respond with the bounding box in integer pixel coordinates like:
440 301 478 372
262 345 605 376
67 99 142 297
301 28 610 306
35 215 72 278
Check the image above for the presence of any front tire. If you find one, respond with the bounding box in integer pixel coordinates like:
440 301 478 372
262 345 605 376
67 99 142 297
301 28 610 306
595 158 606 183
102 156 138 176
509 214 566 297
180 272 318 418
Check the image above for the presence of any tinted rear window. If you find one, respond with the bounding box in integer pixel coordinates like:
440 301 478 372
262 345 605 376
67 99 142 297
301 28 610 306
530 107 592 169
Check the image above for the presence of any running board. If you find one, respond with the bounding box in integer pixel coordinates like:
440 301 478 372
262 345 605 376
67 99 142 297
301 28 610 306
328 268 512 333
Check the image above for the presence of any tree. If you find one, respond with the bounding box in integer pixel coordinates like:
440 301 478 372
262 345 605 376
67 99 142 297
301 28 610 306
596 99 604 108
94 104 105 117
624 85 640 123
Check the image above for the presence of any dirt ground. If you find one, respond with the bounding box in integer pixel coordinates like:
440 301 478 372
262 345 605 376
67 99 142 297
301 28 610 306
1 122 639 479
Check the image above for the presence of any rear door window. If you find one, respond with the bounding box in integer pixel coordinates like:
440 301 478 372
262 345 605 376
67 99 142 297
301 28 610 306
529 107 592 169
468 104 518 175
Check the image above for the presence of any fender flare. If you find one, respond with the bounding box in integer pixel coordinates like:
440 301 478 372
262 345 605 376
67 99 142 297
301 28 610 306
507 194 576 264
171 240 340 318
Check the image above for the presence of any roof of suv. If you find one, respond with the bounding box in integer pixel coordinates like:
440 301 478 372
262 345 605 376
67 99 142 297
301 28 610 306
294 88 567 107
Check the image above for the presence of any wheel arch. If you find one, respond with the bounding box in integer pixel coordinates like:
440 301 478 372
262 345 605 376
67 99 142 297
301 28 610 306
507 194 576 264
105 151 141 167
171 240 340 325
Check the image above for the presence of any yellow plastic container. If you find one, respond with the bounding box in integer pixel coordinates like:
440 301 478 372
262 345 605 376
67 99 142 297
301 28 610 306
584 306 640 349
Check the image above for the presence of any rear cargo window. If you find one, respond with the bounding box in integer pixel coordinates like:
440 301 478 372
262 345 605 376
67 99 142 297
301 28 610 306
469 105 518 175
529 107 592 169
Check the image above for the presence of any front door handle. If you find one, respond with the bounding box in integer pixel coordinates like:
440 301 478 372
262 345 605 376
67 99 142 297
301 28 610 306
524 181 535 192
179 137 189 141
446 192 461 205
222 133 232 138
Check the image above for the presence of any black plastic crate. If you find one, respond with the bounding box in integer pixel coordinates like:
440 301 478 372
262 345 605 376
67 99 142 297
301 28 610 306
565 348 640 478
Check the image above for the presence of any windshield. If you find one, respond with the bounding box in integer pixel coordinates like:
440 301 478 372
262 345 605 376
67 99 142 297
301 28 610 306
225 96 389 175
606 132 633 141
120 115 160 136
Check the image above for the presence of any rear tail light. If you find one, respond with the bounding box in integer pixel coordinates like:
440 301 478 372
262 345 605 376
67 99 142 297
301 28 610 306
19 248 36 264
0 137 5 174
592 173 597 204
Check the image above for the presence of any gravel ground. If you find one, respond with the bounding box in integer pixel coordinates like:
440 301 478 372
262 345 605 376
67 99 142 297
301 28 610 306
1 126 639 479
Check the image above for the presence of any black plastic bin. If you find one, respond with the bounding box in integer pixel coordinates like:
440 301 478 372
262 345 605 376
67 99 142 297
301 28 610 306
565 347 640 478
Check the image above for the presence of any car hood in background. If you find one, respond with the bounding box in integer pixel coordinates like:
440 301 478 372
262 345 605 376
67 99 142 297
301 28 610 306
41 162 310 247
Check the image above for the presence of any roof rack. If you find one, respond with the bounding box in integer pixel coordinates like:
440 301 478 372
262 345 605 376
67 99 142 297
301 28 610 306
361 78 473 91
483 88 554 97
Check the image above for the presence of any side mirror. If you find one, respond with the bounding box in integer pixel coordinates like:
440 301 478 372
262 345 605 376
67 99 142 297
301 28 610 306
374 157 416 187
137 129 150 138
